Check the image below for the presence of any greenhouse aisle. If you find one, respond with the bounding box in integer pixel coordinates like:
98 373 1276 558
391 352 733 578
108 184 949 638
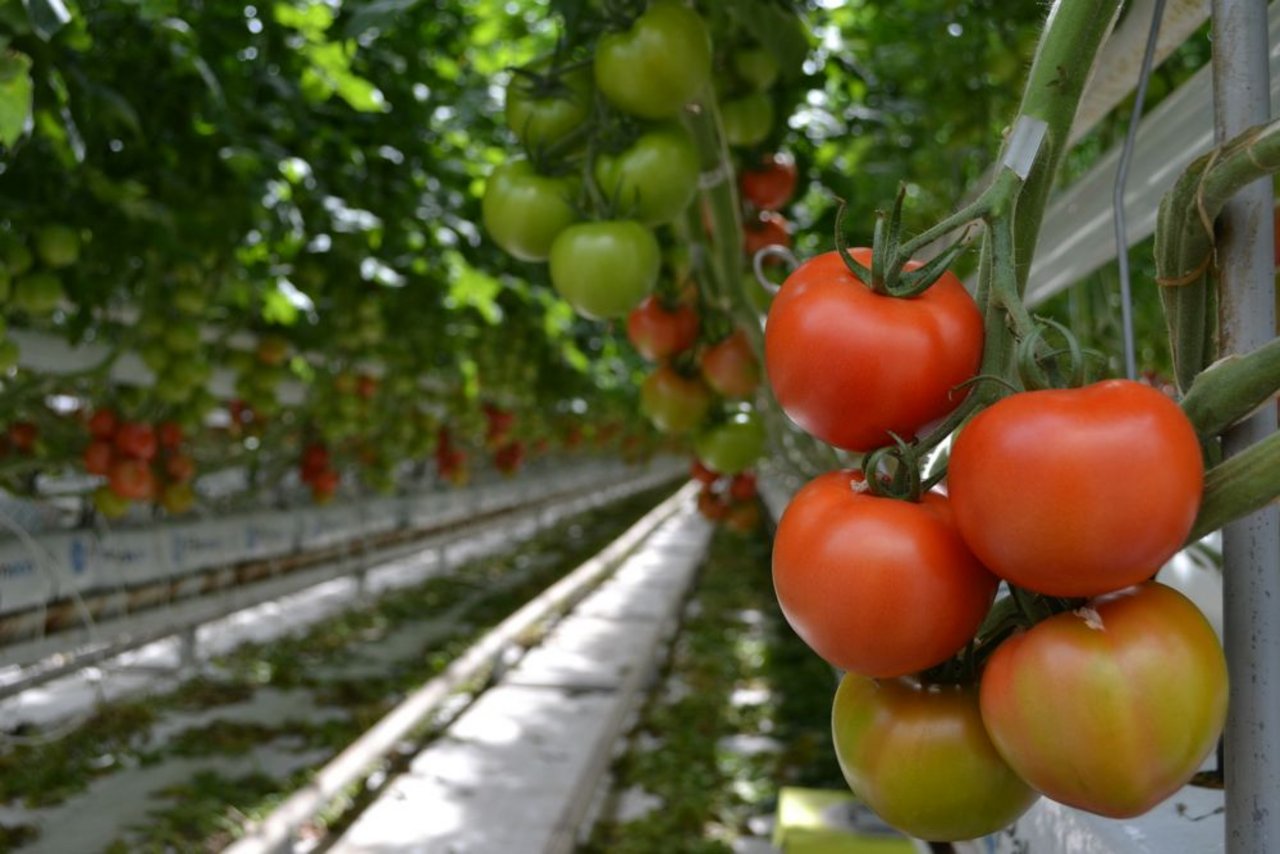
322 503 713 852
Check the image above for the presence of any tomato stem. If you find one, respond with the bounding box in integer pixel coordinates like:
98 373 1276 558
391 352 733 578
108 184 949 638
1181 337 1280 439
1189 429 1280 542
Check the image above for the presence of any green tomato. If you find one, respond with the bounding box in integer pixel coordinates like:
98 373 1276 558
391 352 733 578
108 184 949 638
640 364 712 435
482 159 578 262
1 240 32 277
694 411 765 475
594 123 700 226
594 0 712 119
12 271 64 315
720 92 774 147
35 225 81 269
833 673 1039 841
732 47 779 91
0 338 18 373
505 60 593 152
549 221 659 320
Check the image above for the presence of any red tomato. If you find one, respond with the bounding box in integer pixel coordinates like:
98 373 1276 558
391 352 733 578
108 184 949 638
114 421 158 461
773 470 998 677
723 499 761 533
157 421 184 450
639 365 712 434
690 458 720 485
494 440 525 475
980 582 1227 818
109 458 156 501
697 487 729 521
833 673 1038 841
743 211 791 258
947 380 1204 597
700 329 760 399
729 472 758 501
164 453 196 484
626 296 699 361
764 249 983 452
7 421 37 454
739 153 798 211
83 440 114 476
88 408 117 440
356 374 379 400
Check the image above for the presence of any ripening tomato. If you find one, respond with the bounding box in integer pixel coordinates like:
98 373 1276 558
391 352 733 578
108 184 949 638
640 365 712 434
482 159 578 262
83 440 114 476
947 380 1204 597
980 582 1227 818
773 470 997 677
694 411 766 476
114 421 158 461
765 249 983 452
109 458 156 501
505 60 592 151
157 420 184 450
160 482 196 515
594 124 700 226
743 211 791 258
627 296 699 361
700 329 761 398
549 221 660 320
724 499 761 533
833 673 1039 841
93 485 130 519
594 0 712 119
164 453 196 484
697 487 729 521
740 153 798 211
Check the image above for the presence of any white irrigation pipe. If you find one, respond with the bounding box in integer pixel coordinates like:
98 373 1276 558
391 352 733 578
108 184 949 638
226 481 697 854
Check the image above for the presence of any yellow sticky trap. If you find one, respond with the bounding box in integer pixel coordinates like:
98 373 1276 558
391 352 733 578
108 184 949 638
773 788 917 854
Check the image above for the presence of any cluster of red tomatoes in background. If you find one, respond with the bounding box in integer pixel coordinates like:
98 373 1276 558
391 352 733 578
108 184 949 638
765 250 1226 839
691 460 760 533
82 411 197 518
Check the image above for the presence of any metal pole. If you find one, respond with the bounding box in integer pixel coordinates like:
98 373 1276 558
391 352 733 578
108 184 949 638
1210 2 1280 852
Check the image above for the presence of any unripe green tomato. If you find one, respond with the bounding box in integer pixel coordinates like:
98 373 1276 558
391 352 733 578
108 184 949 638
594 123 700 226
594 0 712 119
1 241 33 277
694 411 766 475
720 92 774 147
505 61 593 151
13 271 64 315
35 225 81 269
732 47 779 91
483 159 578 262
549 221 659 320
0 338 19 373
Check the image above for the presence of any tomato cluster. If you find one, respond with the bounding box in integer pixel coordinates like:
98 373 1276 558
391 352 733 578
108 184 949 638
483 2 811 513
84 410 197 517
763 244 1224 839
692 462 761 534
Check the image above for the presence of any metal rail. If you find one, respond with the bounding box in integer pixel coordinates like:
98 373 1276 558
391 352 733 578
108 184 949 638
1210 1 1280 851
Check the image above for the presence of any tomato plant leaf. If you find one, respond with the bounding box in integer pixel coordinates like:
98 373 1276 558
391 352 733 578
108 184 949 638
0 51 33 149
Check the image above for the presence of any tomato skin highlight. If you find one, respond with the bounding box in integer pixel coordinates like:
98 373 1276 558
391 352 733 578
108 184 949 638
833 674 1038 842
947 379 1204 597
772 470 998 678
764 249 983 452
979 582 1227 818
593 0 712 120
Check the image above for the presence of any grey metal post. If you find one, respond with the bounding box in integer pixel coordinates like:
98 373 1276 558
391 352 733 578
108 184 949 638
1210 2 1280 851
